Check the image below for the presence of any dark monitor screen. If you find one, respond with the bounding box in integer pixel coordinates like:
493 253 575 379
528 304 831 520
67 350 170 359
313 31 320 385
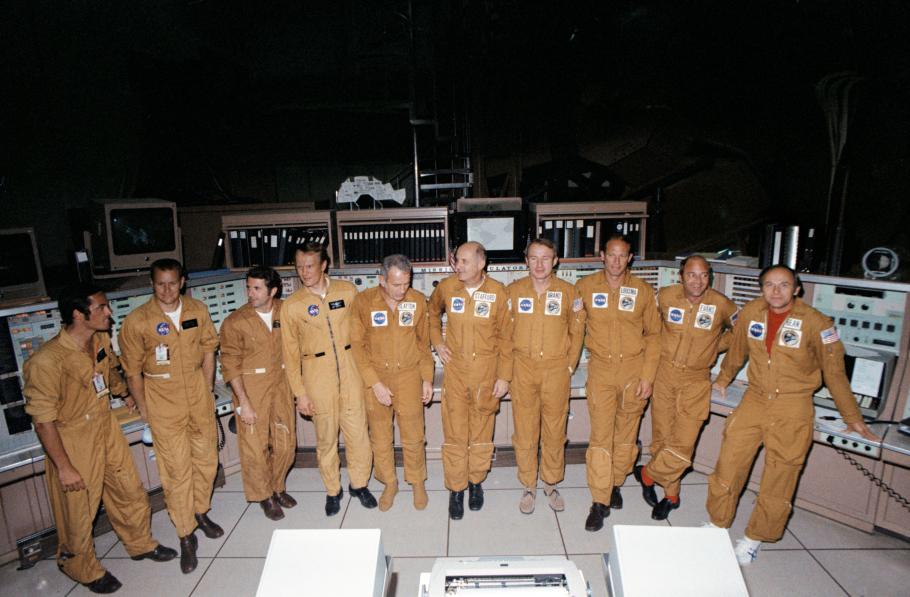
0 233 40 287
110 208 177 255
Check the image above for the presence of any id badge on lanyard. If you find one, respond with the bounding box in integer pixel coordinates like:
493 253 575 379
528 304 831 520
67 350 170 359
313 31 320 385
92 372 109 397
156 343 170 365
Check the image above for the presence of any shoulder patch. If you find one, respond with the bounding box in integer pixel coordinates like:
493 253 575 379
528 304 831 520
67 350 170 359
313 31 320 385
820 326 840 344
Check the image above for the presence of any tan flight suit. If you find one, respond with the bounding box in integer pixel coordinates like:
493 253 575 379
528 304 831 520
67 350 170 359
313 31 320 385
506 275 585 488
23 329 157 584
429 275 513 491
647 285 737 497
708 297 862 542
118 296 219 538
220 300 296 502
281 278 372 493
575 270 660 505
350 287 434 487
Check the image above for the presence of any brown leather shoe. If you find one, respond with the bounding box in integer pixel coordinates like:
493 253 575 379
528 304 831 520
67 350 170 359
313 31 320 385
179 534 198 574
130 544 178 562
275 491 297 509
83 571 122 594
194 512 224 538
260 496 285 520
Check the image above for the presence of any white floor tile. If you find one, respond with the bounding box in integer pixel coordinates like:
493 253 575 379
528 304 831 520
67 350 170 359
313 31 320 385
217 492 342 557
388 556 436 597
560 463 589 488
342 490 449 557
192 557 265 596
94 528 121 558
786 508 910 549
68 557 213 597
0 559 76 596
812 549 910 597
448 489 565 556
739 550 846 597
556 487 669 556
104 492 250 559
482 464 525 490
570 553 610 597
214 470 245 492
282 466 326 491
660 484 802 550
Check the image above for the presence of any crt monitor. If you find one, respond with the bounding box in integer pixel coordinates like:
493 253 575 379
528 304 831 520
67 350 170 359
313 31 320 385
0 228 47 303
813 345 896 419
454 197 527 263
89 199 182 273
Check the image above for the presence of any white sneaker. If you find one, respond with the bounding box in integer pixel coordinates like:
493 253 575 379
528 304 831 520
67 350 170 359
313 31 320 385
733 537 762 566
701 521 720 529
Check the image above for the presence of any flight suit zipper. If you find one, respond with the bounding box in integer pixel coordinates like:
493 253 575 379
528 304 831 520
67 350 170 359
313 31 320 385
325 298 343 393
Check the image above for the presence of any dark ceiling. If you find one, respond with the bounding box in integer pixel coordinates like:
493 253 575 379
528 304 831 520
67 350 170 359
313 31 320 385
3 0 910 275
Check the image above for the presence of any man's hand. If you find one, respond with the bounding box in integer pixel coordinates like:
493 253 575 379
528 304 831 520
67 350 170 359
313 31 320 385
372 382 394 406
846 420 880 442
238 402 257 426
434 343 452 364
125 395 137 413
635 379 653 399
712 382 728 399
492 379 510 399
296 394 315 417
59 466 86 492
421 381 433 405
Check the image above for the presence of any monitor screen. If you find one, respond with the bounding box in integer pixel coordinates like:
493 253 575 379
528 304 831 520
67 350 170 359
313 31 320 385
110 208 177 256
466 217 515 252
0 232 40 287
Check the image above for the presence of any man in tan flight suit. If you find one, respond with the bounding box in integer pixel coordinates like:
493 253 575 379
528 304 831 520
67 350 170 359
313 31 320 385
282 242 377 516
429 241 513 520
220 266 297 520
632 255 737 520
506 238 585 514
119 259 221 574
709 265 877 565
351 254 434 511
576 235 661 531
24 285 176 594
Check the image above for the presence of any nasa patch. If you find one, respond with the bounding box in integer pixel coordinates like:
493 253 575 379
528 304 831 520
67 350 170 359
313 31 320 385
694 312 714 330
518 297 534 314
451 297 466 314
307 304 320 317
779 328 802 348
748 320 765 340
592 293 608 309
156 322 170 336
371 311 388 327
398 309 414 326
474 301 491 318
667 307 685 324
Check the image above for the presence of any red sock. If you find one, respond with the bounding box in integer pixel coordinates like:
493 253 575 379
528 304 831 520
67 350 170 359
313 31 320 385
666 495 679 504
641 466 655 486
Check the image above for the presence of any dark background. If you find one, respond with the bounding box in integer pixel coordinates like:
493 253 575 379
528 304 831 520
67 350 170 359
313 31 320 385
3 1 909 282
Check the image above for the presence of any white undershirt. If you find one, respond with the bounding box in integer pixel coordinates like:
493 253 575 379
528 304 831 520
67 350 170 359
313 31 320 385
164 301 182 330
257 309 273 331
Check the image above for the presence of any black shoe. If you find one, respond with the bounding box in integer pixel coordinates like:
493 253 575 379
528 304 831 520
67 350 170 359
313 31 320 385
449 490 465 520
84 571 122 594
634 465 659 507
194 512 224 539
585 502 610 532
651 497 680 521
130 544 177 562
275 491 297 509
468 482 484 511
349 485 378 509
610 487 623 510
325 489 343 516
179 534 198 574
260 495 285 521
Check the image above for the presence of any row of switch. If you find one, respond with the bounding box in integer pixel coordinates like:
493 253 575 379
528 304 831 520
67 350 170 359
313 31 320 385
836 317 896 333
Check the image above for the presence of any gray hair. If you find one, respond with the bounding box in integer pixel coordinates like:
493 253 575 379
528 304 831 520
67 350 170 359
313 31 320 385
380 254 413 276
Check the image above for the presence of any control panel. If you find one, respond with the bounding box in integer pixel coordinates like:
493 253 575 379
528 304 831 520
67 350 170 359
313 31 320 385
812 284 906 354
189 278 246 332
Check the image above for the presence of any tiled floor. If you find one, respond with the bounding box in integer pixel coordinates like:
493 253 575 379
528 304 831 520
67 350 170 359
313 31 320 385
2 462 908 596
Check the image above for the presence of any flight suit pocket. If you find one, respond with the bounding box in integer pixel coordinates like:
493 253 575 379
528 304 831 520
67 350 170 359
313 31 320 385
474 379 500 416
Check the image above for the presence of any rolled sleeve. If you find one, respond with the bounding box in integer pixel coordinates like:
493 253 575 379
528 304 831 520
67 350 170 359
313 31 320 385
218 316 244 384
117 317 145 378
23 356 61 424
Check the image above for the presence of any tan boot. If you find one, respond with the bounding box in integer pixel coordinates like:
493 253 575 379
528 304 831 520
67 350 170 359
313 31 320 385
379 483 399 511
544 483 565 512
412 482 429 510
519 488 536 514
